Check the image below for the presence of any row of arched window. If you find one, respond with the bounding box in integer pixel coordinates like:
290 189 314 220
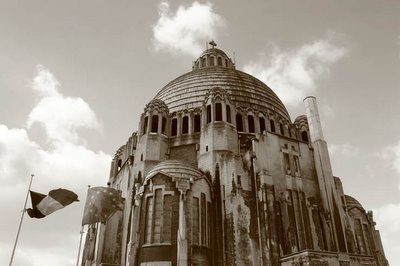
193 55 231 70
141 106 310 142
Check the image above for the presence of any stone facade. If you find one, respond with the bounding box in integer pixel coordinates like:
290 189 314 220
81 47 388 266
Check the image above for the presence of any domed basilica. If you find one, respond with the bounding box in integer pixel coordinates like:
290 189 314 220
81 44 388 266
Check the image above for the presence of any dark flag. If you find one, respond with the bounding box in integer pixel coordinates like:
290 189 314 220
81 187 124 225
27 188 79 218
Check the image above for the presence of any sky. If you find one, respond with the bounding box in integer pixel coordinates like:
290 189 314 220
0 1 399 265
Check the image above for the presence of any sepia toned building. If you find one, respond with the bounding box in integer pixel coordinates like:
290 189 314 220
81 45 388 266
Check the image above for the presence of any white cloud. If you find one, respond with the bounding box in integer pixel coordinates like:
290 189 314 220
244 39 347 106
379 140 400 176
328 143 359 157
27 65 100 143
152 1 226 56
373 203 400 265
0 65 111 266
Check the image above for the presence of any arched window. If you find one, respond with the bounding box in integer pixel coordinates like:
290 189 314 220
207 105 212 123
151 115 158 133
279 123 284 135
201 57 206 67
143 116 148 134
182 116 189 134
259 117 266 133
301 131 309 142
270 119 275 133
226 105 231 123
236 113 243 131
215 103 222 121
209 56 214 66
248 115 255 133
194 114 201 132
171 118 177 136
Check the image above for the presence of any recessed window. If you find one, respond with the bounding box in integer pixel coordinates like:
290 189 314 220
151 115 158 133
182 116 189 134
248 115 255 133
270 119 275 133
207 105 212 123
301 131 308 142
259 117 266 133
279 123 284 135
215 103 222 121
161 117 167 134
218 57 222 66
236 113 243 131
143 116 148 134
171 118 177 136
201 193 206 245
192 197 199 245
194 114 201 133
284 153 290 173
201 57 206 67
209 56 214 66
226 105 231 123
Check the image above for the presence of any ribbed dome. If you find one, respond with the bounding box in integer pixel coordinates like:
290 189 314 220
154 65 291 122
146 160 203 182
345 195 365 211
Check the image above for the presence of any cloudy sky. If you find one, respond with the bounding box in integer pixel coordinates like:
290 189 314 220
0 1 399 265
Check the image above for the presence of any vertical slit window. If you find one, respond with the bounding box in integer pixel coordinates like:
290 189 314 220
226 105 231 123
201 57 206 67
151 115 158 133
192 197 199 245
280 123 284 135
284 153 290 173
182 116 189 134
248 115 255 133
143 116 148 134
207 105 212 123
161 195 172 243
236 113 243 131
215 103 222 121
209 56 214 66
152 189 163 243
161 117 167 134
171 118 177 136
270 119 275 133
145 196 153 243
201 193 206 245
259 117 266 133
194 114 201 132
218 57 222 66
301 131 309 142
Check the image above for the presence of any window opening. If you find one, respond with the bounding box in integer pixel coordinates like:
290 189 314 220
301 131 309 142
218 57 222 66
143 116 148 134
236 114 243 131
182 116 189 134
226 105 231 123
192 197 199 245
280 123 284 135
151 115 158 133
215 103 222 121
259 117 266 133
207 105 212 123
248 115 255 133
171 118 177 136
270 119 275 133
194 114 201 132
161 117 167 134
209 56 214 66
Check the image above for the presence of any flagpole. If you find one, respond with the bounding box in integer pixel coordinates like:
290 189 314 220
76 225 85 266
9 173 34 266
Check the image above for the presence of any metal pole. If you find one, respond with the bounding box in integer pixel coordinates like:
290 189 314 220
76 226 85 266
9 174 34 266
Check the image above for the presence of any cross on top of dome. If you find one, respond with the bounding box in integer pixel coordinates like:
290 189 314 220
209 40 217 48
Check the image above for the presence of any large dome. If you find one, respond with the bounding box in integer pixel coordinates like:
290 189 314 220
154 48 291 122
